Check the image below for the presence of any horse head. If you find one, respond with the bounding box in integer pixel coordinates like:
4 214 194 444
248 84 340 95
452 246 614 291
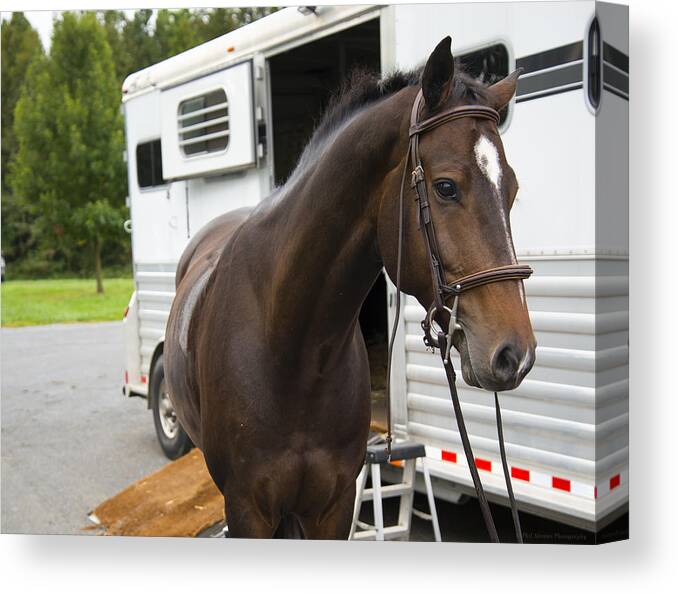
379 37 536 392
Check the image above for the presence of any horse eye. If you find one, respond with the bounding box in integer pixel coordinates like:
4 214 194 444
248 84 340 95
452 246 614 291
434 179 459 201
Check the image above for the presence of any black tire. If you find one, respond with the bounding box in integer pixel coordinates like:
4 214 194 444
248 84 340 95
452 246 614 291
151 355 192 460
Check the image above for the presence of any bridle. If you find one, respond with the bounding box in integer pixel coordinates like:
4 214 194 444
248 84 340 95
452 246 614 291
384 89 533 543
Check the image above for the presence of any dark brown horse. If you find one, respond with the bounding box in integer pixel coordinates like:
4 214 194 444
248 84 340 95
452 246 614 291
165 38 536 539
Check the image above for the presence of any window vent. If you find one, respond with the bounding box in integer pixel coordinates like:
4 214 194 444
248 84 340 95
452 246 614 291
178 89 229 157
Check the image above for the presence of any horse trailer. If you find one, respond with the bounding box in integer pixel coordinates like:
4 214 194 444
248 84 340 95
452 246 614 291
121 3 628 532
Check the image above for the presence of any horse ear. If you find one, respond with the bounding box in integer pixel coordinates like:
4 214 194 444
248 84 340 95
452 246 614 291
488 68 523 110
422 37 455 112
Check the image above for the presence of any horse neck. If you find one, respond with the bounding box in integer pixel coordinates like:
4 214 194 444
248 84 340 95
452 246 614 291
243 89 414 359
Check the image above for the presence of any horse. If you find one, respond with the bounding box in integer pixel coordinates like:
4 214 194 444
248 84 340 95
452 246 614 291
164 37 536 539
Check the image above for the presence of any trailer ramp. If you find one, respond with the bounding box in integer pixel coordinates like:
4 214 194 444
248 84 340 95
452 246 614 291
86 449 223 537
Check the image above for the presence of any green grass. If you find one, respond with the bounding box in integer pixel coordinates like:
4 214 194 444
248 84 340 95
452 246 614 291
1 278 134 327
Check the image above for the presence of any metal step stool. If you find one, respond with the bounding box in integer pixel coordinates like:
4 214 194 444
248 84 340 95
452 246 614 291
349 440 441 542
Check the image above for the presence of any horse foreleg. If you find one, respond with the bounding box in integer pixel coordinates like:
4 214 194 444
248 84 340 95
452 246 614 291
224 496 278 539
298 483 356 540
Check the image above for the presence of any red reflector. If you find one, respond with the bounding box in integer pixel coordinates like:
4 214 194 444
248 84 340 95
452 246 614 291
552 476 571 492
475 458 492 472
123 305 129 319
511 467 530 481
609 474 620 490
124 370 128 384
594 486 598 499
141 375 147 384
441 450 457 463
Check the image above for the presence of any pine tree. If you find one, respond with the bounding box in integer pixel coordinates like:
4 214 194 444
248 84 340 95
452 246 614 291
10 12 126 291
1 13 44 266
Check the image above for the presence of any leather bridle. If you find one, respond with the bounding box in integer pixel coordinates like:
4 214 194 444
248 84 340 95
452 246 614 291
384 89 533 543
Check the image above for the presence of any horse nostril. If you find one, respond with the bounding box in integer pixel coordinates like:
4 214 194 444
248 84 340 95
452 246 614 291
491 342 521 385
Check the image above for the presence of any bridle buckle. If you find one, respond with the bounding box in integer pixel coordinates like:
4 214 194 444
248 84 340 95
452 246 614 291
410 165 424 188
422 301 458 357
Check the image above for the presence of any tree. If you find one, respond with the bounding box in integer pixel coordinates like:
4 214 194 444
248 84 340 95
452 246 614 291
154 9 206 60
1 13 43 264
73 200 124 293
10 12 127 290
198 7 278 43
1 13 43 190
119 10 159 77
98 9 158 85
153 8 279 62
6 8 280 280
99 10 129 82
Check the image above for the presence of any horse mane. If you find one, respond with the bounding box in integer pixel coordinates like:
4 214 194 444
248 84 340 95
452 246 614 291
292 64 492 179
260 63 494 196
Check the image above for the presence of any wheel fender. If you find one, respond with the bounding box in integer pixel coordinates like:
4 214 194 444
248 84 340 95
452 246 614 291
147 341 164 409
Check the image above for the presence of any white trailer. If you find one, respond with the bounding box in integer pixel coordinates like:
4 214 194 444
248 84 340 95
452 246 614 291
121 2 628 532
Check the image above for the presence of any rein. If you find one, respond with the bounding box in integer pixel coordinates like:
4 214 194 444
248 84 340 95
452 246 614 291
384 90 533 543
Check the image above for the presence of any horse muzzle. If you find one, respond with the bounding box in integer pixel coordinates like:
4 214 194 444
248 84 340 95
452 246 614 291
455 329 535 392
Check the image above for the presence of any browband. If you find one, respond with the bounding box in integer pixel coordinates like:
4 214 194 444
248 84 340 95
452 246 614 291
409 104 501 137
442 264 534 296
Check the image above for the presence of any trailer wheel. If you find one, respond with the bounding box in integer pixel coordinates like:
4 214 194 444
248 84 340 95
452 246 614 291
151 355 192 460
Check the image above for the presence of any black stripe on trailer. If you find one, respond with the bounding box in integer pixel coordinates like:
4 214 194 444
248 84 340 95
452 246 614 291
515 41 582 75
516 62 582 97
515 83 583 104
602 43 629 101
603 64 628 95
603 84 628 101
514 41 629 104
603 42 628 73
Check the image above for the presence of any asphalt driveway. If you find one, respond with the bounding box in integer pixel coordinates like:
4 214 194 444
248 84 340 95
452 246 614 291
1 322 167 535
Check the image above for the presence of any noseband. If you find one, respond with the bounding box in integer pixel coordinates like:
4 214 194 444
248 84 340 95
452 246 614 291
384 90 533 543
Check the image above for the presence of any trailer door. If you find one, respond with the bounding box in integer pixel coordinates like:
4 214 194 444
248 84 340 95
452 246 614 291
125 91 189 264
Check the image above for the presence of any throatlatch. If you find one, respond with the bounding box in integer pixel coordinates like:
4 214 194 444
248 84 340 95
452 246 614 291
384 90 533 543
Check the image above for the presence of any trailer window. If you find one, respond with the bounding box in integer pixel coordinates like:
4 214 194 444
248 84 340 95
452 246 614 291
178 89 229 157
458 43 510 125
587 17 602 109
136 139 165 188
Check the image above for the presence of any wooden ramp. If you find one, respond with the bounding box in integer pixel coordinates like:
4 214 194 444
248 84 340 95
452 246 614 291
86 449 223 537
87 419 388 537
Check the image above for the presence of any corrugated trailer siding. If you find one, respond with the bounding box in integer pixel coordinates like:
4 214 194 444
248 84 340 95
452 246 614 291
401 256 628 518
593 258 629 456
595 259 629 517
135 263 176 376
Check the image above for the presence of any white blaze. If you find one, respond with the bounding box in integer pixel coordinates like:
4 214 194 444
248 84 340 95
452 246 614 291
474 133 518 266
474 134 502 194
